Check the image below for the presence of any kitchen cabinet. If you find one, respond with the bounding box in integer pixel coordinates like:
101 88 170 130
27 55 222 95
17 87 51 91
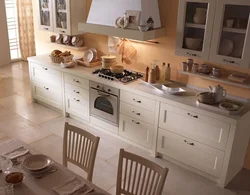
175 0 216 60
38 0 54 32
38 0 86 35
210 0 250 68
176 0 250 68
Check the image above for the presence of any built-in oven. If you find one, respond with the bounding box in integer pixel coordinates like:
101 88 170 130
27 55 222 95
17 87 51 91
90 81 120 126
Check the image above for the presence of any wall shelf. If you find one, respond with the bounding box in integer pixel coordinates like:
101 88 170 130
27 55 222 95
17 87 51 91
223 27 246 34
49 42 87 51
179 70 250 89
78 23 166 41
185 23 205 29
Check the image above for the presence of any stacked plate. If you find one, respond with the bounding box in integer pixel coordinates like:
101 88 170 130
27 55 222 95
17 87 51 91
101 55 116 69
22 154 54 177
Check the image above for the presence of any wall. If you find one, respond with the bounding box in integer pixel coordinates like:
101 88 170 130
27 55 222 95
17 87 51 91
32 0 250 168
0 1 11 66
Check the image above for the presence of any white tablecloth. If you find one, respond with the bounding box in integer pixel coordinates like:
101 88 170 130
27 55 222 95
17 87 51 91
0 138 110 195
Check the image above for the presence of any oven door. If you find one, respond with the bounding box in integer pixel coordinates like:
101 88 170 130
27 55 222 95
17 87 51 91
90 88 118 125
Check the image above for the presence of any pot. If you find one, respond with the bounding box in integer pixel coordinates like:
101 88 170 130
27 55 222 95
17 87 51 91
197 92 216 105
110 65 124 74
185 38 202 50
193 8 207 24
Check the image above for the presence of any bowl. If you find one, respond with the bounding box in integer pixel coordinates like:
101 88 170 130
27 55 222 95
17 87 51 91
5 172 24 185
197 92 216 105
138 25 149 32
185 38 202 50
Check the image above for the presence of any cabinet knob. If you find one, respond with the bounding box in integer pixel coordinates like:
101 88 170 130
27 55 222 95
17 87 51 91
60 30 66 33
132 120 140 125
43 27 49 30
184 140 195 146
44 87 49 90
74 98 80 102
43 67 48 70
187 113 198 119
73 90 80 94
133 98 141 103
73 79 80 83
223 59 235 64
132 111 141 116
186 52 197 57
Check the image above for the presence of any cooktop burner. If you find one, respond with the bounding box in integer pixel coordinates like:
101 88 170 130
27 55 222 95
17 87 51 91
92 69 143 84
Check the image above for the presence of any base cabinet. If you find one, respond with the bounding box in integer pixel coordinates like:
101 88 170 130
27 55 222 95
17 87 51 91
119 114 154 148
157 129 224 177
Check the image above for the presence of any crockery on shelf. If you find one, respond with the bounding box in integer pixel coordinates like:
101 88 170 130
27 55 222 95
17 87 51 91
225 19 235 28
181 62 188 71
231 34 244 58
187 59 193 72
193 7 207 24
138 25 149 32
219 39 234 56
192 63 199 73
56 34 63 44
185 37 202 50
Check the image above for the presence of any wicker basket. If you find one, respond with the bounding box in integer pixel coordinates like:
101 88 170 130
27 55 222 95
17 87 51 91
49 55 64 63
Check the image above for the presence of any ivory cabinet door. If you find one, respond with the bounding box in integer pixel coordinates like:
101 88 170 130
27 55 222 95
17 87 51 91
38 0 54 32
210 0 250 68
175 0 216 60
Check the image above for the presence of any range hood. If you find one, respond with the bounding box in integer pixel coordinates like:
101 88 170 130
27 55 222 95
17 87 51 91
78 0 165 41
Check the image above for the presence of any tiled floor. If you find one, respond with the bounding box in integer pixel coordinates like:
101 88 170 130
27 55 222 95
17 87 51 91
0 61 249 195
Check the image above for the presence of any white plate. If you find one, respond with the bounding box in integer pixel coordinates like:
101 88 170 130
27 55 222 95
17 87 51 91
22 154 53 171
83 50 94 63
219 39 234 56
231 34 245 58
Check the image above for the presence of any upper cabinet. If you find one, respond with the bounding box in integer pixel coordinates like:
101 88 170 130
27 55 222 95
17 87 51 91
38 0 86 35
210 0 250 68
176 0 216 60
176 0 250 68
38 0 54 31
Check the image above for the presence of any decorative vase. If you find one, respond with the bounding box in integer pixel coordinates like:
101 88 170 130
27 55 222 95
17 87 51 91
193 8 207 24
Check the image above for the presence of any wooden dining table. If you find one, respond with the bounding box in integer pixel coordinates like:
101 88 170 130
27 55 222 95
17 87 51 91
0 138 110 195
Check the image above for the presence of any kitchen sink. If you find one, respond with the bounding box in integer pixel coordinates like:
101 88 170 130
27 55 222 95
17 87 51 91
152 81 187 95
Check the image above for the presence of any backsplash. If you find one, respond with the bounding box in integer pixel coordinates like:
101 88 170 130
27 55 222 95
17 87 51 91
32 0 250 99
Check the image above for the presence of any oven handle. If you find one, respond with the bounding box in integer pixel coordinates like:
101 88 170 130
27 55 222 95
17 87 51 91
97 90 110 97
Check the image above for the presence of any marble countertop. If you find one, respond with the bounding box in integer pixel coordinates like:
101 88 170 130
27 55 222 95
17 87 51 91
28 55 250 124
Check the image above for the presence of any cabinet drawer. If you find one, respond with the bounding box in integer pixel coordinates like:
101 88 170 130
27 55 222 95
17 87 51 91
32 80 62 110
31 64 62 87
65 94 89 121
157 129 224 177
120 90 155 112
120 102 154 124
159 103 230 151
65 83 89 101
119 114 153 148
64 73 89 89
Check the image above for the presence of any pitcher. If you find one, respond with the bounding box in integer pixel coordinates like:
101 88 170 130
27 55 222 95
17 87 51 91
193 8 207 24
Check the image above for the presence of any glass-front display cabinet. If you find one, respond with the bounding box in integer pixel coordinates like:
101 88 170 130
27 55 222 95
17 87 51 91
210 0 250 68
175 0 216 60
38 0 54 31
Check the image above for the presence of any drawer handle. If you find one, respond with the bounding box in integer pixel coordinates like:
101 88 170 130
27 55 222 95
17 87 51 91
186 52 197 57
73 90 80 94
73 79 80 83
132 111 141 116
187 113 198 119
43 27 49 30
184 140 195 146
133 99 141 103
223 59 235 64
59 30 66 33
44 87 49 90
132 120 140 125
74 98 80 102
43 67 48 70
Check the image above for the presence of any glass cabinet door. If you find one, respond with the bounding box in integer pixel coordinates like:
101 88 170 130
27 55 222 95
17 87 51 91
53 0 70 34
38 0 53 31
175 0 216 60
210 0 250 68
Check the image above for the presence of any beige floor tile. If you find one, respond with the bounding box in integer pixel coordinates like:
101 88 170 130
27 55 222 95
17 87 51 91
17 125 53 144
29 134 63 164
0 94 32 110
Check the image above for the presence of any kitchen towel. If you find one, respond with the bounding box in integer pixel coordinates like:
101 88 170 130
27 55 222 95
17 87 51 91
53 177 93 195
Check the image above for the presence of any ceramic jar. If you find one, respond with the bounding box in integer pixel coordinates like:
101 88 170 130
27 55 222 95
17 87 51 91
193 8 207 24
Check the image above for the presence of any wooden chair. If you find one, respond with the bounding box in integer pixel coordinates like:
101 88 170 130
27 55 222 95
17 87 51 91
63 122 100 182
116 149 169 195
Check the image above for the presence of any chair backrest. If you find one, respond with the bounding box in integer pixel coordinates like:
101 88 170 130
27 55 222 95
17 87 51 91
63 122 100 182
116 149 168 195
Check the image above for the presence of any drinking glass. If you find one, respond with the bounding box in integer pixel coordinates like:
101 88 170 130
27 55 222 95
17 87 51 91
0 157 12 174
0 183 14 195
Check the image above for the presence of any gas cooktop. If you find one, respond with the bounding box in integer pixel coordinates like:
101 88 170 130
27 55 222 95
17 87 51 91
92 69 143 84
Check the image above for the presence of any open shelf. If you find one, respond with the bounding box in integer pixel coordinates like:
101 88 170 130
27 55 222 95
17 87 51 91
42 8 49 12
185 23 205 29
179 70 250 89
49 42 87 51
223 27 246 34
78 23 166 41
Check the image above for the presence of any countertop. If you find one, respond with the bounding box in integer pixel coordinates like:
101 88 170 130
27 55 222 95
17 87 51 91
28 55 250 124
